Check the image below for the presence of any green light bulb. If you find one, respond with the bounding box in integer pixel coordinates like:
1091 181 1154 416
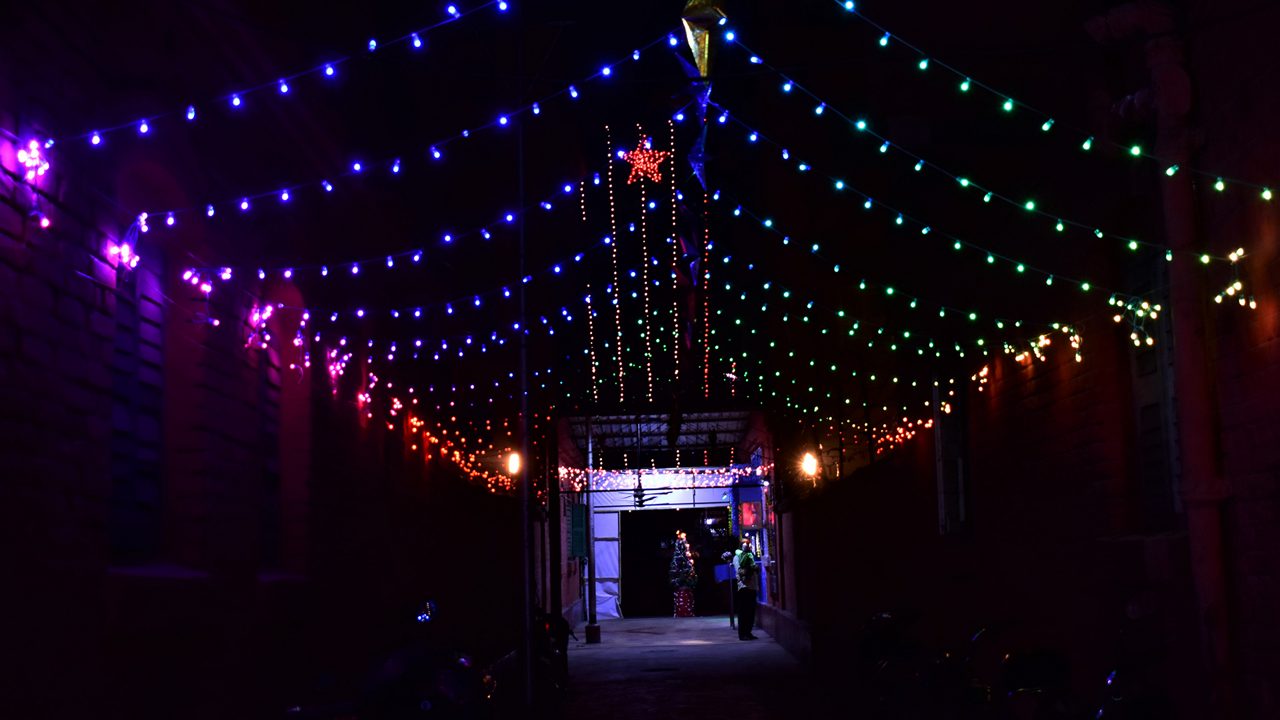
953 241 962 251
959 78 971 92
1023 199 1036 211
1081 282 1091 292
986 254 995 264
1129 144 1142 157
1165 165 1179 176
1041 119 1054 131
1046 276 1054 286
1128 240 1139 251
918 57 929 70
968 312 978 321
1214 178 1225 192
958 177 969 187
1055 220 1065 232
1016 263 1025 273
1264 188 1274 201
1165 250 1173 262
1199 254 1211 264
983 192 992 203
1082 136 1093 151
1002 98 1014 112
914 160 923 171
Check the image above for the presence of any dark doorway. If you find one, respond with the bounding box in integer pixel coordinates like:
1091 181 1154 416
620 507 734 617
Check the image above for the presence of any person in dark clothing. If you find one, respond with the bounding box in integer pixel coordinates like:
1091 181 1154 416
733 536 760 640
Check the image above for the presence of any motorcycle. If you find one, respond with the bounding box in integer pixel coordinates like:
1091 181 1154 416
485 606 575 713
285 600 494 720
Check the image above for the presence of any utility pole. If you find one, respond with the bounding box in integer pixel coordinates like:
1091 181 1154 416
1088 5 1232 715
516 12 533 708
585 419 600 643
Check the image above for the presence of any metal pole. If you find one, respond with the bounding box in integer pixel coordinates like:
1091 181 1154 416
549 419 562 622
585 418 600 642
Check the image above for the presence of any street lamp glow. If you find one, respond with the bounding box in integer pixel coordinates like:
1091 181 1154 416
801 452 818 478
507 451 522 476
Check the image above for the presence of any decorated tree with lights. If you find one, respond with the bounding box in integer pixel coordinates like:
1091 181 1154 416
670 530 698 616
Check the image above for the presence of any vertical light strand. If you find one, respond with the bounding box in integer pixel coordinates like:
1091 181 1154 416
583 179 596 404
669 120 680 386
637 124 655 403
605 126 625 403
702 189 711 401
585 291 600 403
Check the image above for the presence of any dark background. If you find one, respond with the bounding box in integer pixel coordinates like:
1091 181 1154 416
3 0 1280 717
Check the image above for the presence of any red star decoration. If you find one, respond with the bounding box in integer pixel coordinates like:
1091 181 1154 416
622 135 669 184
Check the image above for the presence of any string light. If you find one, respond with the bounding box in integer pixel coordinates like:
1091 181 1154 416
605 126 626 402
63 1 510 146
670 120 681 385
821 0 1280 203
138 32 670 226
715 45 1221 266
713 104 1150 323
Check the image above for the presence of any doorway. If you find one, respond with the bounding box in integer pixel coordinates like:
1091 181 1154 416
619 507 734 617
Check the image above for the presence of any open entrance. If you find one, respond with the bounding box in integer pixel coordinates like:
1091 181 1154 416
619 507 733 617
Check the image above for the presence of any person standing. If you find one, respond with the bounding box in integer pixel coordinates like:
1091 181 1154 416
733 536 759 640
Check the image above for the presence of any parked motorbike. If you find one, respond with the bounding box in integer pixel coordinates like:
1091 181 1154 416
285 600 494 720
485 605 575 712
853 610 930 717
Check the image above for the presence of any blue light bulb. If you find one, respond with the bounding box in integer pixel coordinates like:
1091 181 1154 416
91 131 102 146
532 102 541 115
368 39 377 51
430 146 442 160
601 65 611 77
411 33 422 49
352 161 362 173
231 94 242 108
186 105 196 121
324 64 335 76
322 180 333 192
279 80 289 94
569 85 579 98
138 120 149 134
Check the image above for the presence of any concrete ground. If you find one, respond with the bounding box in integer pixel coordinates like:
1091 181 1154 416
557 616 843 720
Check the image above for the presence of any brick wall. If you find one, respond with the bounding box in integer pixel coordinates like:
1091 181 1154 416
1 83 524 720
1190 0 1280 712
787 323 1207 717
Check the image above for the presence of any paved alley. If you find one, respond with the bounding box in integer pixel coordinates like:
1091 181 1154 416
557 616 842 720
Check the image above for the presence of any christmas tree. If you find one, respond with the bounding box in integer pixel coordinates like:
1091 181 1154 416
670 530 698 616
